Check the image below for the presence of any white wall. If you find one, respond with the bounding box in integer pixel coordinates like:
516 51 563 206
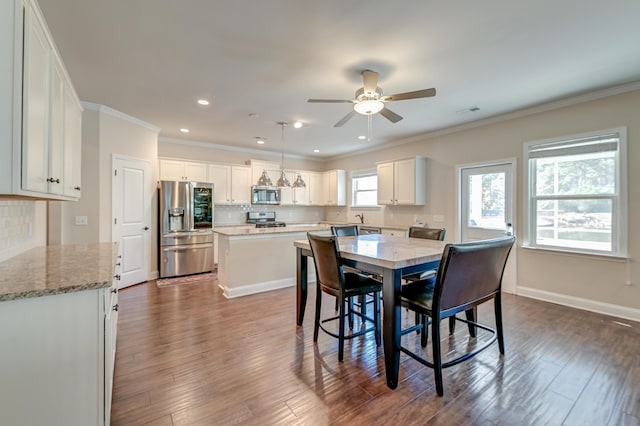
326 86 640 317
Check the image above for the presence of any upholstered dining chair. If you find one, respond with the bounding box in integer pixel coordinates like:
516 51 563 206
307 232 383 362
404 227 446 282
399 235 515 396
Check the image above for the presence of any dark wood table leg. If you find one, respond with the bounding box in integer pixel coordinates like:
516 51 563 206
296 247 308 326
382 268 402 389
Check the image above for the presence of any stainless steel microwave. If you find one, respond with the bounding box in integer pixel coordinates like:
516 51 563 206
251 186 281 205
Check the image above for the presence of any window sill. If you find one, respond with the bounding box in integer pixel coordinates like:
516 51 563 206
521 244 629 261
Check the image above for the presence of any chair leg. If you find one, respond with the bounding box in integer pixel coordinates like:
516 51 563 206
338 295 346 362
334 296 339 312
348 298 354 330
432 318 444 396
360 294 367 319
494 294 505 354
313 283 322 343
373 292 381 346
420 315 429 348
449 316 456 334
465 307 477 338
414 312 421 333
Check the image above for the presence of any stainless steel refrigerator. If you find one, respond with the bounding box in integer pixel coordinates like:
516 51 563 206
159 180 214 278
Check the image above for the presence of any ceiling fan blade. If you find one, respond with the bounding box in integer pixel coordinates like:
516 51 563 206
334 110 356 127
308 99 354 103
379 107 403 123
382 88 436 102
362 70 379 93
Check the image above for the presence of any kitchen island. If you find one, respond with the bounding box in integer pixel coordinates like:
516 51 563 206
215 224 330 298
0 243 120 426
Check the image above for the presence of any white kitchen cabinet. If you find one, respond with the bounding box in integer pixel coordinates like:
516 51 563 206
377 157 426 205
381 228 408 237
0 285 119 426
307 172 323 206
159 158 209 182
209 163 251 205
322 169 347 206
249 159 280 186
280 171 310 205
104 258 121 426
0 0 82 200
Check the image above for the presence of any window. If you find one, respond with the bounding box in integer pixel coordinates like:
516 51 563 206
352 170 378 207
525 128 627 256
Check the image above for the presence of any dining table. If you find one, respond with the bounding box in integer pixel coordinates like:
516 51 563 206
294 233 445 389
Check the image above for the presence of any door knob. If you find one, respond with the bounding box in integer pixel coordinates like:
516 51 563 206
143 226 149 230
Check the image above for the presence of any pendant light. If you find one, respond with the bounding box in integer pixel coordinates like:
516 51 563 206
256 169 273 187
276 122 291 188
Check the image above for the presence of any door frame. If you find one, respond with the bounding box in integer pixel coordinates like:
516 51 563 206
456 157 517 293
112 154 151 288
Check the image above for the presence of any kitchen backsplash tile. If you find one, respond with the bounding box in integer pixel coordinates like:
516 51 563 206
0 200 37 262
214 204 325 225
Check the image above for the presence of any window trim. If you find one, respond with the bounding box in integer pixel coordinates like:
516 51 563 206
350 169 379 208
524 127 627 257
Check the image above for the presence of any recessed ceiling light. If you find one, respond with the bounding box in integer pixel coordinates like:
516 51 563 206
293 121 303 129
358 135 366 140
180 128 190 133
197 99 209 106
313 149 320 153
256 140 265 145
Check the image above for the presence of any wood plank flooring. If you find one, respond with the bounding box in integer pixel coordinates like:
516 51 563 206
110 274 640 425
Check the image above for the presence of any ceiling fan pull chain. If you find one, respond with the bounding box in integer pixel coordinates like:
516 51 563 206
367 115 373 141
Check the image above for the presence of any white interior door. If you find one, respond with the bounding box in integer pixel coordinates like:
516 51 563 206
458 159 517 293
113 156 150 288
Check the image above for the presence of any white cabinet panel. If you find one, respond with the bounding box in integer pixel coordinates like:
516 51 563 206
377 157 425 205
209 164 250 205
2 0 82 200
323 170 346 206
159 159 208 182
307 172 323 206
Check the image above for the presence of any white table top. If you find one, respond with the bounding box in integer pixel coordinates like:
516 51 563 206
295 234 444 270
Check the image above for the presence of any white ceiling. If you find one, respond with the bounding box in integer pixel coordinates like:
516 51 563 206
37 0 640 159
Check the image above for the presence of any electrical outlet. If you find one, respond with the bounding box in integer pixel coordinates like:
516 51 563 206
433 214 445 223
75 216 88 225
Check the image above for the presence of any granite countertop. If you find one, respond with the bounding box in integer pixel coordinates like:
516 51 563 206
0 242 119 302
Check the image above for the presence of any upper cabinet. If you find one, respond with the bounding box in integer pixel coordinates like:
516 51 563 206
377 157 426 205
0 0 83 200
159 159 208 182
209 164 251 205
323 170 347 206
307 172 323 206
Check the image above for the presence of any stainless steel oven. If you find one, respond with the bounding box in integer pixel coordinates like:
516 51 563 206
251 186 281 205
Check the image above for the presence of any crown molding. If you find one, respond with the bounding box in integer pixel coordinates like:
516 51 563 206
327 80 640 161
81 102 161 133
158 136 324 163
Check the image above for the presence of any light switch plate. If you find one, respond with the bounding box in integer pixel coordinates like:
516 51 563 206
75 215 88 225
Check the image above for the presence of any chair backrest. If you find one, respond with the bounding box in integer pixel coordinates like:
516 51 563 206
331 225 359 237
434 236 515 316
307 233 343 292
409 227 446 241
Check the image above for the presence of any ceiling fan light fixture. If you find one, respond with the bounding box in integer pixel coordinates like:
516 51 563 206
354 99 384 115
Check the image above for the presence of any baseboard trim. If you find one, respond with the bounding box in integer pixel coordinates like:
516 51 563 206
517 286 640 323
222 278 293 299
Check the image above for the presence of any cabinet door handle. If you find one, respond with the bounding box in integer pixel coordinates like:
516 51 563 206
47 177 60 183
74 186 81 191
113 304 119 312
111 288 118 294
114 274 121 280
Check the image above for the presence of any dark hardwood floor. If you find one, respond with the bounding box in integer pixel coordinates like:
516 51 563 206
111 273 640 425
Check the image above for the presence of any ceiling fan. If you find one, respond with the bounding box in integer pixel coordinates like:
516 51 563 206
308 70 436 127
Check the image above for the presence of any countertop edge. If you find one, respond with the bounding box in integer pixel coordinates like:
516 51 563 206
0 280 113 302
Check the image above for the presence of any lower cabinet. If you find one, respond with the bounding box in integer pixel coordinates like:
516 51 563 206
0 284 119 426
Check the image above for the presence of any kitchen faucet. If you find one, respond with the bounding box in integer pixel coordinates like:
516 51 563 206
355 213 364 224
